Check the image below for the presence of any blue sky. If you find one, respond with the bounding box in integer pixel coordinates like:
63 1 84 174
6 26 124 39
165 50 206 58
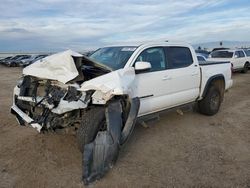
0 0 250 52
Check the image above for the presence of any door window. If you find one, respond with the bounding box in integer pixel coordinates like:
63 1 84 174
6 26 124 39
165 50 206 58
164 47 193 69
235 51 240 58
135 47 166 72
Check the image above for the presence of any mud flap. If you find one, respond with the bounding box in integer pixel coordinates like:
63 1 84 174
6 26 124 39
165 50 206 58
82 97 140 185
83 100 122 185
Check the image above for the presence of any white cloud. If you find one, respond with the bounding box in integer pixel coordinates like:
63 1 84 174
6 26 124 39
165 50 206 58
0 0 249 51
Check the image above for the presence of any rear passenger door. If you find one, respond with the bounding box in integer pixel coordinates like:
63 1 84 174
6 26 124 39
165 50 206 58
162 46 200 107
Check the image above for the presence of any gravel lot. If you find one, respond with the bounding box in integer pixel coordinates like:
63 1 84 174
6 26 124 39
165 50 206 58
0 66 249 188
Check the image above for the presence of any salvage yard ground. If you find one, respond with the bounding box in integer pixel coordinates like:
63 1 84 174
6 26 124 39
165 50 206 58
0 65 249 188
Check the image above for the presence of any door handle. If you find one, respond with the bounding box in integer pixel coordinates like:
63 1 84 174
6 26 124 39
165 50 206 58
162 75 172 80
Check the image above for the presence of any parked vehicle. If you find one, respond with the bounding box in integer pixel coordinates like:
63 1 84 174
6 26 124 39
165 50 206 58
4 55 31 67
20 54 48 67
195 49 210 57
3 55 23 66
211 47 230 52
208 49 249 73
0 56 13 65
19 55 38 67
13 55 32 66
11 42 233 184
197 53 207 62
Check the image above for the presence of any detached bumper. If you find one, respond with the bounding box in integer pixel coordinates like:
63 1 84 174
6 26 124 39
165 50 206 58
11 104 42 132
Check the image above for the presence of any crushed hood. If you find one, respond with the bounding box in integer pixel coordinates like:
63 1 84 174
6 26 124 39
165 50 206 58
23 50 83 84
79 67 135 96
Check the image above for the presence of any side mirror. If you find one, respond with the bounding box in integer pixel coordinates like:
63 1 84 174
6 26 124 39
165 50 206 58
234 54 238 58
134 61 151 73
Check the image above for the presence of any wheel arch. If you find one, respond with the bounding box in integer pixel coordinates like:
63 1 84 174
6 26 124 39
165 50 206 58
202 74 225 98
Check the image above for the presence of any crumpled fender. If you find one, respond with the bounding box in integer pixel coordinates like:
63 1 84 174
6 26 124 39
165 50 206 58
82 97 140 185
79 67 135 97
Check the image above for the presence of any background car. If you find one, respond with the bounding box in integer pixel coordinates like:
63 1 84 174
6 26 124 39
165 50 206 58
0 56 13 65
12 55 32 67
4 55 32 67
208 49 249 73
3 55 25 66
20 54 48 67
197 53 207 62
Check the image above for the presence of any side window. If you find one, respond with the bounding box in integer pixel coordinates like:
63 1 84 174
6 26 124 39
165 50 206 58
234 51 239 58
238 51 245 58
246 50 250 56
164 47 193 69
135 47 166 72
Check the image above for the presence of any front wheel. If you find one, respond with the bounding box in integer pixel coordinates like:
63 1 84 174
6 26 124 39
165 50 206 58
198 85 222 116
76 106 105 153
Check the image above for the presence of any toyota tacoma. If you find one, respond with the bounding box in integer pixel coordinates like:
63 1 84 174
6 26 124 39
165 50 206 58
11 42 233 184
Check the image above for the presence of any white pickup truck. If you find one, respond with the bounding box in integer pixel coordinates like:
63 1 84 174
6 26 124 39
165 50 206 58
11 42 233 184
208 49 250 73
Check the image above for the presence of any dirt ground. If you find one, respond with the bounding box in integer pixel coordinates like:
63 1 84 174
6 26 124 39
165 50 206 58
0 65 249 188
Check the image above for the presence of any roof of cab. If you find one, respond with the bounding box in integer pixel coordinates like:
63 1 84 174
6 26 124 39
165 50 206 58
102 41 192 48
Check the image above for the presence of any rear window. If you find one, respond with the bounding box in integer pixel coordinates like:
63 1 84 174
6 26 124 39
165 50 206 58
211 51 233 58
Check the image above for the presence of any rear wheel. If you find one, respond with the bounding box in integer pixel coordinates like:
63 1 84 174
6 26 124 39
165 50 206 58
198 85 222 116
241 63 249 73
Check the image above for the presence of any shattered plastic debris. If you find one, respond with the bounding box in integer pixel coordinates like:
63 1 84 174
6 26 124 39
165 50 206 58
83 98 140 184
83 101 122 184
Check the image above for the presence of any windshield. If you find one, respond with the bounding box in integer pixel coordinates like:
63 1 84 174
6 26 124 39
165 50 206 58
89 46 137 70
211 51 233 58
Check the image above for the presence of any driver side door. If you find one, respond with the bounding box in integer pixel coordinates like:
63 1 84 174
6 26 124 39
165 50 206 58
133 47 170 116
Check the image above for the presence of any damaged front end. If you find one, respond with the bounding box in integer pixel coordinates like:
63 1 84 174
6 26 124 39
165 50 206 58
10 49 139 184
11 75 90 132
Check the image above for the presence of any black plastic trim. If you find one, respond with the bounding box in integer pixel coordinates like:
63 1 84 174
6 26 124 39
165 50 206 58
199 61 230 66
202 74 225 98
